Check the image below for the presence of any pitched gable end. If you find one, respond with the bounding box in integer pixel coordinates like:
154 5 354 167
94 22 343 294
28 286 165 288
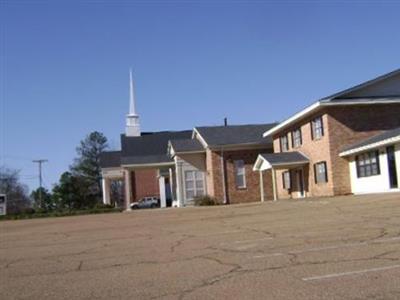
323 68 400 101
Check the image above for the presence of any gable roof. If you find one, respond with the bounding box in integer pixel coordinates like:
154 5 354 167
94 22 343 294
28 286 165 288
253 151 309 171
168 139 204 155
101 130 192 167
194 123 277 148
263 68 400 137
320 68 400 101
340 127 400 157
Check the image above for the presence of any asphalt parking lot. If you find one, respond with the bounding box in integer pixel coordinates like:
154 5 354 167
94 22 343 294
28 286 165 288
1 193 400 300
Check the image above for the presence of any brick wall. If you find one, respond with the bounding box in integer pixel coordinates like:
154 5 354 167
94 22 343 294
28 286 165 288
131 169 159 201
273 111 335 199
272 103 400 199
207 148 274 204
327 104 400 195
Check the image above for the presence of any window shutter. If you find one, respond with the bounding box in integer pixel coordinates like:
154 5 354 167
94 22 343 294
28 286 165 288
324 162 328 182
314 164 317 184
291 132 294 148
282 173 285 189
375 151 380 174
299 129 302 145
310 121 314 140
321 117 324 136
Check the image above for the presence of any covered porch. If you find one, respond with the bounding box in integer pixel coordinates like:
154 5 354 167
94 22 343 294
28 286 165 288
121 162 175 210
102 163 176 211
253 152 310 201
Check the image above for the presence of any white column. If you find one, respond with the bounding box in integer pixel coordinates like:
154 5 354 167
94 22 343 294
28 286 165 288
102 178 111 205
169 167 175 201
175 159 184 207
259 171 265 202
159 176 166 208
272 168 278 201
124 170 132 210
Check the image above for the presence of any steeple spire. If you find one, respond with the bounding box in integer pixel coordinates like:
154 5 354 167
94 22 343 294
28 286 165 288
125 69 141 137
129 68 137 115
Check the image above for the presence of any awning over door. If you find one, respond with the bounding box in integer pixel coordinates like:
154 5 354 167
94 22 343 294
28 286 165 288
253 152 309 171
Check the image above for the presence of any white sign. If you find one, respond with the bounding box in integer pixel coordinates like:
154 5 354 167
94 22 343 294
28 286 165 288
0 194 6 216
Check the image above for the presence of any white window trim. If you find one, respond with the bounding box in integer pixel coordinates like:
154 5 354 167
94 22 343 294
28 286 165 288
234 160 247 189
183 170 206 200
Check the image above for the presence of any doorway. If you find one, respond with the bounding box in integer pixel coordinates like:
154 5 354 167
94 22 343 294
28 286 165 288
386 146 398 189
296 169 305 198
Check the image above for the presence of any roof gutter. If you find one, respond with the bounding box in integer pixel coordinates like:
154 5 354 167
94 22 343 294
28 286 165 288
339 135 400 157
121 162 175 169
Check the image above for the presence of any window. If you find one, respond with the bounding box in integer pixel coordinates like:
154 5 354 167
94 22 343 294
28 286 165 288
311 116 324 140
280 134 289 152
234 160 246 188
292 128 302 148
184 170 205 200
282 171 291 189
356 151 380 178
314 162 328 183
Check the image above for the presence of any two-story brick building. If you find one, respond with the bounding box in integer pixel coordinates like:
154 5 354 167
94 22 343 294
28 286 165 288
254 69 400 200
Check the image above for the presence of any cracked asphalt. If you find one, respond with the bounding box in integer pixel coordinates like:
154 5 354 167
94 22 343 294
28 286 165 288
1 193 400 300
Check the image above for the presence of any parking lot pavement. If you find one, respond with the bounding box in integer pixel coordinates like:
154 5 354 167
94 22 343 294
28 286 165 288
1 192 400 300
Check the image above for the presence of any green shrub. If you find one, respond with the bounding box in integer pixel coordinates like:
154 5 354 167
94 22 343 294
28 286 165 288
194 195 218 206
94 203 115 209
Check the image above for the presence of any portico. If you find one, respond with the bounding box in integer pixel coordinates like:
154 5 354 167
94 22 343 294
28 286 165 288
254 152 309 201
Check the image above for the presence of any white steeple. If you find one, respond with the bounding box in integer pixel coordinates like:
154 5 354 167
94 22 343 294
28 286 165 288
125 69 141 137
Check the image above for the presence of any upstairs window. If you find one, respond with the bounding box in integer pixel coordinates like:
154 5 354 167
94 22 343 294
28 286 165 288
234 160 246 189
292 128 302 148
356 151 380 178
280 134 289 152
311 116 324 140
282 171 291 189
314 161 328 184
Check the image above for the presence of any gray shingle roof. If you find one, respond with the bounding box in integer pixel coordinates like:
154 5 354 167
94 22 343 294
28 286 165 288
320 68 400 101
260 152 309 166
120 154 173 165
120 130 192 165
342 127 400 153
195 123 277 147
100 151 121 168
169 139 204 153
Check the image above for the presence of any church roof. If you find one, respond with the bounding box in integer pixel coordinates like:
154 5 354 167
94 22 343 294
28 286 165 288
194 123 277 148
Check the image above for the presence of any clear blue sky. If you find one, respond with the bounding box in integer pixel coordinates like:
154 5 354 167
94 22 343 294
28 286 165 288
1 0 400 191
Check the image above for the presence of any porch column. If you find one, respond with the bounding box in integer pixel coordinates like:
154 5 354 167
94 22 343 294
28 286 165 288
175 160 184 207
102 178 111 205
159 176 167 208
169 167 175 201
124 169 132 210
259 171 265 202
272 168 278 201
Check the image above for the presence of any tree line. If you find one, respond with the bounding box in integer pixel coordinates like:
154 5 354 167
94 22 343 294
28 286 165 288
0 131 115 215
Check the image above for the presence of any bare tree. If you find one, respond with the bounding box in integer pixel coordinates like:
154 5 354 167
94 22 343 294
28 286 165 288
0 166 31 214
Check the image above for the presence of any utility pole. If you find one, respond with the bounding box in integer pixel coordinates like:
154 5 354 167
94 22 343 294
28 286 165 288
32 159 48 207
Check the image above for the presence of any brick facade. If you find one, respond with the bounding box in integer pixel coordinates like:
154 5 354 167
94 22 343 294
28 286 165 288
130 169 159 201
272 103 400 199
206 148 274 204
